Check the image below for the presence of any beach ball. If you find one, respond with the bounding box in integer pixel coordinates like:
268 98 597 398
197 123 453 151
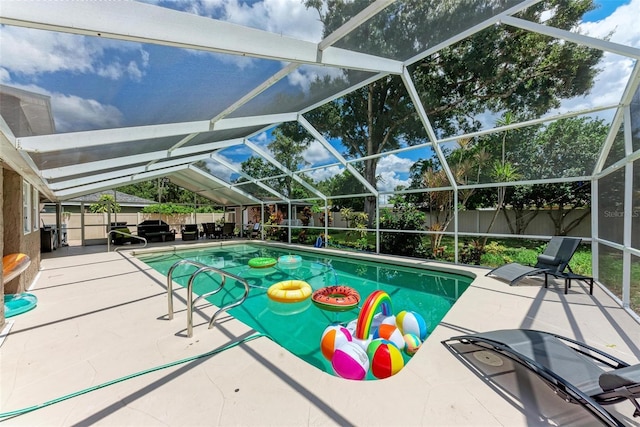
403 333 422 356
345 319 358 336
320 324 352 361
332 342 369 380
367 339 405 379
373 323 405 350
371 313 395 332
396 310 428 340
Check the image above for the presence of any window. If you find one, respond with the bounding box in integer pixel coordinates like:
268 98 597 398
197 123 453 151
23 180 31 234
32 186 39 231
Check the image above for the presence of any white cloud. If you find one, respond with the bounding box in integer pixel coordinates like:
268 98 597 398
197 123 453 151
555 0 640 115
302 139 335 164
0 68 11 83
287 65 347 94
193 0 322 42
204 154 241 181
305 165 344 183
52 93 124 132
0 81 124 132
0 25 148 81
375 155 413 192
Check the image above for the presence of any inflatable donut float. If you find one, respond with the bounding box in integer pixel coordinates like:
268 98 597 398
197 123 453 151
267 280 312 303
311 285 360 312
248 257 277 269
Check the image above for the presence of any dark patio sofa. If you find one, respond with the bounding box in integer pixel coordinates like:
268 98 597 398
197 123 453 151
137 220 175 242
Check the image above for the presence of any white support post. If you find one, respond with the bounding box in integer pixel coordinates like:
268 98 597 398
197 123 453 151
622 106 633 308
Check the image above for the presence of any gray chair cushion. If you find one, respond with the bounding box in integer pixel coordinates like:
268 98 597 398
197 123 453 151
537 254 562 266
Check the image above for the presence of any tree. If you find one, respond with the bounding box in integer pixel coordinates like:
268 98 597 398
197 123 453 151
510 116 609 234
117 180 215 208
89 194 121 214
239 123 314 199
304 0 603 226
380 203 428 257
89 194 121 232
315 169 365 211
268 127 310 198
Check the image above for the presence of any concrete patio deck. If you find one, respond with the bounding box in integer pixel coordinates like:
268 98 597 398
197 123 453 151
2 240 639 426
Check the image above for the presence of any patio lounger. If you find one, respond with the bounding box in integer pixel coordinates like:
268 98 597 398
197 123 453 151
486 236 581 285
444 329 640 427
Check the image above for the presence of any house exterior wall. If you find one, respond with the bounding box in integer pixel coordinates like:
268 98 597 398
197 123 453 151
1 166 42 327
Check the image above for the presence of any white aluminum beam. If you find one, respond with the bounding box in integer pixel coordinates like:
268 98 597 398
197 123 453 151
40 139 243 179
18 112 298 154
54 164 187 199
401 67 457 188
244 140 326 201
0 1 403 74
318 0 396 51
209 63 300 124
210 153 288 201
404 0 542 66
17 121 211 153
48 153 220 190
502 16 640 60
594 63 640 173
212 113 298 131
186 165 261 204
0 116 57 200
298 115 378 195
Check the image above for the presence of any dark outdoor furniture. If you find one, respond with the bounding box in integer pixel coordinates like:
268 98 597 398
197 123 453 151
444 329 640 426
202 223 222 239
181 224 199 241
108 222 140 245
545 271 594 295
486 237 582 285
40 226 57 252
137 220 175 242
222 222 235 239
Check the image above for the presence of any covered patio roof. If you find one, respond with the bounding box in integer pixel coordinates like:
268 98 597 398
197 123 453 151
1 0 638 206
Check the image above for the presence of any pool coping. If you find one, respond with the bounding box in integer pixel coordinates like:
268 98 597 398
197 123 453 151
2 243 639 425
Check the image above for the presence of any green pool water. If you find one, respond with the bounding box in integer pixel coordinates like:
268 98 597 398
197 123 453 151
137 244 473 380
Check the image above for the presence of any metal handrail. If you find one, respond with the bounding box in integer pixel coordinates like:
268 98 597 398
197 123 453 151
187 267 249 337
107 230 147 252
167 260 207 319
166 260 249 337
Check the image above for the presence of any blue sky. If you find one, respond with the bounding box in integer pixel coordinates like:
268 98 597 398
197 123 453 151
584 0 630 20
1 0 638 194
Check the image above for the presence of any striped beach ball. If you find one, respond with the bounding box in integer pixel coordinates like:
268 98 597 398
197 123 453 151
367 339 405 379
403 333 422 356
320 324 352 361
332 342 369 380
373 323 405 350
396 310 428 340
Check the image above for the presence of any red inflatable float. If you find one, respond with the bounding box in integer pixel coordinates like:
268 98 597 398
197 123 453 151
311 285 360 312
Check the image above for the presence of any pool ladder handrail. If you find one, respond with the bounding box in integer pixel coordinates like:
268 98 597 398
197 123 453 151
107 230 148 252
166 259 249 337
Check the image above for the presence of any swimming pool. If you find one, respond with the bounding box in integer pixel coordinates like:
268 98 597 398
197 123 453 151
137 243 473 380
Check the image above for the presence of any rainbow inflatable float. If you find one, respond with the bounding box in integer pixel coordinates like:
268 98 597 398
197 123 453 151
354 290 393 340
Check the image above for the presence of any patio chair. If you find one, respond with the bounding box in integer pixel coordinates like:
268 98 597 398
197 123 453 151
443 329 640 426
202 223 216 239
222 222 235 239
250 222 261 239
485 236 581 285
181 224 198 241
